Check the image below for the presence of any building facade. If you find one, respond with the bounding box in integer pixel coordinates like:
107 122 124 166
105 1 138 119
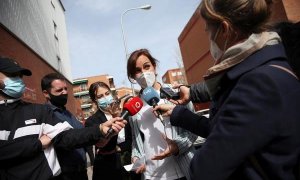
0 0 72 80
162 68 187 85
0 0 77 113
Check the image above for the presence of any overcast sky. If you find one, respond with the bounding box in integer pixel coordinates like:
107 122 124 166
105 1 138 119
62 0 200 88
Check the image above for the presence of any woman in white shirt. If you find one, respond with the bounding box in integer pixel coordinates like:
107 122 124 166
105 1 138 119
127 49 197 180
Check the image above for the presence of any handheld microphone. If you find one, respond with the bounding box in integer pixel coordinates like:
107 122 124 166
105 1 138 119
105 97 143 138
141 87 164 125
160 87 180 100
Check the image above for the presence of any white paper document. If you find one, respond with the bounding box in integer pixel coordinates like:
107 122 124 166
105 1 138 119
123 155 146 172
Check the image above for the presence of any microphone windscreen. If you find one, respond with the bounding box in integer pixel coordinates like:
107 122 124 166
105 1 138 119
141 87 160 105
123 97 143 115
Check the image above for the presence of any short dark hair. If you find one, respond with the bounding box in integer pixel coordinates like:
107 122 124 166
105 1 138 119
89 81 111 102
41 73 66 91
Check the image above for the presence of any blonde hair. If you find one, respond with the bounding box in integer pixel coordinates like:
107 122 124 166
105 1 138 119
200 0 273 34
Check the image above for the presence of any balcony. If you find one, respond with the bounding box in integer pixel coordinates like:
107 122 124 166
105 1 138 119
74 90 89 97
73 79 88 85
81 99 93 104
81 103 92 109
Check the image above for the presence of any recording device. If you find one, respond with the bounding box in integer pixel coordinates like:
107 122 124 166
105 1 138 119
160 87 180 100
141 87 164 125
105 96 143 138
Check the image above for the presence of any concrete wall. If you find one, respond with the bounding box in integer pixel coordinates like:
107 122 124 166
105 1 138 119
0 0 72 81
0 25 77 114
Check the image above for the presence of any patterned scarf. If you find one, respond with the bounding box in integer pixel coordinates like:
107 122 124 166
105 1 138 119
204 31 281 97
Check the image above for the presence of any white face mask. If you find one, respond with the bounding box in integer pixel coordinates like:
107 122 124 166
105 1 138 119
136 71 156 89
210 40 223 61
209 27 224 61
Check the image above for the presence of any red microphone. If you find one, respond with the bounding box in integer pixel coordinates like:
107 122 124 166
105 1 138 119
105 97 143 138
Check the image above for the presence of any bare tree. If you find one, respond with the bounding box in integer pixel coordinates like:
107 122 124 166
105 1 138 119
173 46 188 84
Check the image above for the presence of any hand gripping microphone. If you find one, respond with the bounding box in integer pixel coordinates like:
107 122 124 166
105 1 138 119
141 87 164 125
105 97 143 138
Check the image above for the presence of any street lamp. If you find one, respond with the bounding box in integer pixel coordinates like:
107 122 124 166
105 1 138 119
121 4 152 95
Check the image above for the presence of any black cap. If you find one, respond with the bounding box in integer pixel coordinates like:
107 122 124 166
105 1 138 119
0 57 32 76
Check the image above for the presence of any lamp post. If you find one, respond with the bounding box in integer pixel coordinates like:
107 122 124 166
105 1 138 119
121 4 151 96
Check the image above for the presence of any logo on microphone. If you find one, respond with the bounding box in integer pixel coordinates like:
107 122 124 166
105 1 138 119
131 99 142 112
125 97 143 115
142 88 151 96
134 101 141 109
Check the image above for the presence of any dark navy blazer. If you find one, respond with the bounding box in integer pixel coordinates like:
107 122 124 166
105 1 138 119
171 44 300 180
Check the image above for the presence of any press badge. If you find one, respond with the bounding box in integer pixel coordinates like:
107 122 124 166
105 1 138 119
25 119 37 125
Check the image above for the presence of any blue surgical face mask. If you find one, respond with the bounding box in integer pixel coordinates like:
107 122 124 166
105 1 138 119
97 94 114 109
0 77 25 98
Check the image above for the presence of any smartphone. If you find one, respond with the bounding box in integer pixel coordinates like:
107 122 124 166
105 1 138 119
160 87 180 100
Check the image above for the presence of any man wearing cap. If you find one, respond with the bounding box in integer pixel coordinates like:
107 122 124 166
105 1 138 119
0 57 127 180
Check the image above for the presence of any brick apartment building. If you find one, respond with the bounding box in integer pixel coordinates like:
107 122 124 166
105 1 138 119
178 0 300 110
0 0 78 113
162 68 187 85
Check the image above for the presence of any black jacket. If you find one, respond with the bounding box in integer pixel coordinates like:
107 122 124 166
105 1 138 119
171 44 300 180
85 110 132 153
85 110 132 180
46 104 88 179
0 101 103 180
190 82 210 103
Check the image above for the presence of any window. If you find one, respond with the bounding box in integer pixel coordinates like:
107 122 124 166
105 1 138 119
84 113 89 119
57 56 62 73
80 84 87 91
178 79 185 84
177 71 182 76
80 95 89 103
53 21 59 54
51 0 55 9
54 21 60 68
171 72 177 77
53 21 58 40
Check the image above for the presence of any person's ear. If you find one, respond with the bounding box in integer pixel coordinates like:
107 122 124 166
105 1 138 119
220 21 230 38
42 90 50 99
0 80 4 90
